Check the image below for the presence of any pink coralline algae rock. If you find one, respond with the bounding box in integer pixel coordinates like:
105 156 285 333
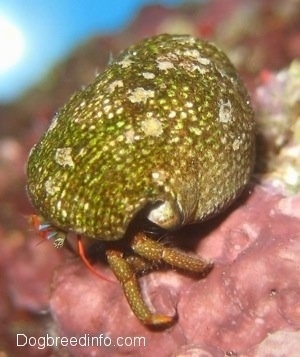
49 184 300 356
5 236 64 312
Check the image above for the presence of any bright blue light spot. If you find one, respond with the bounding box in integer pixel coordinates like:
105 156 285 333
0 0 191 103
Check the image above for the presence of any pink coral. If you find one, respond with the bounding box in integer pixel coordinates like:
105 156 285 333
49 185 300 355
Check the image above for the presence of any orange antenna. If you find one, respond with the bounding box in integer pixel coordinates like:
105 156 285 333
76 235 115 283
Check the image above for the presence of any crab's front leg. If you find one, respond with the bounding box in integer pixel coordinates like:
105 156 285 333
106 250 175 326
132 232 213 274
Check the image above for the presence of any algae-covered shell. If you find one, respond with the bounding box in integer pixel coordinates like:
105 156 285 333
27 34 255 241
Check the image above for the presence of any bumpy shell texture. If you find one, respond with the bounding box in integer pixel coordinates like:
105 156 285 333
27 34 255 241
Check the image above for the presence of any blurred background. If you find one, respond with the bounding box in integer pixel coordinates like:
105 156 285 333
0 0 195 103
0 0 299 356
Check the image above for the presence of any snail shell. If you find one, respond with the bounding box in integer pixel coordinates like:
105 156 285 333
27 34 255 240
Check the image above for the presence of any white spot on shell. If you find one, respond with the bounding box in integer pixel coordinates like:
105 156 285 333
189 126 202 136
180 112 188 119
181 49 210 69
128 87 155 104
232 138 242 151
152 172 160 180
151 170 168 185
156 60 175 71
142 72 155 79
183 49 200 58
57 200 62 210
48 114 58 131
45 178 60 196
146 112 154 118
198 57 211 65
124 128 138 144
184 101 193 108
141 118 163 137
74 116 86 123
219 99 232 123
168 111 176 118
108 80 123 93
171 35 196 45
78 147 87 156
118 58 133 68
103 104 112 114
116 107 124 115
55 147 75 168
179 62 199 73
221 137 227 144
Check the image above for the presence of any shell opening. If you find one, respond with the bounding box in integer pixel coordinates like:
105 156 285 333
147 200 182 230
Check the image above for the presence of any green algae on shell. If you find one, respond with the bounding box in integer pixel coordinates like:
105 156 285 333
27 34 255 241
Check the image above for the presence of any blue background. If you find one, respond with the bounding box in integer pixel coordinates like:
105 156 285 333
0 0 197 103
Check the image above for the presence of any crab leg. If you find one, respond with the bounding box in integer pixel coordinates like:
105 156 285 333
106 249 175 326
132 232 213 274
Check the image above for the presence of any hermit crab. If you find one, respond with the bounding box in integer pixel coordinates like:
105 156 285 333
26 34 255 326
